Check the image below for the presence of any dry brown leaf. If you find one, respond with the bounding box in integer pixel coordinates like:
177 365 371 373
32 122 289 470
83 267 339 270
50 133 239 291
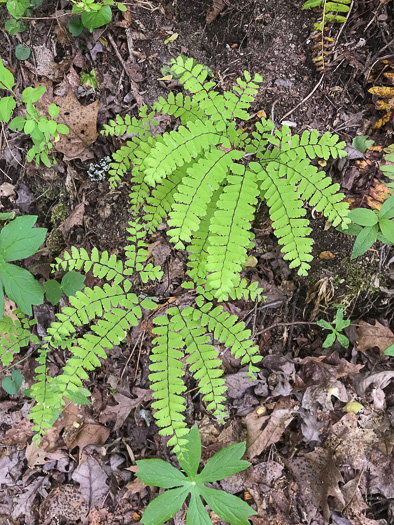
72 455 109 507
67 423 110 463
356 320 394 352
4 418 34 446
287 448 345 522
0 182 15 198
206 0 226 24
99 389 152 431
31 45 72 81
124 477 147 497
319 250 335 260
366 179 391 210
305 276 334 320
369 62 394 129
39 485 89 523
245 398 296 459
58 198 85 234
53 88 100 161
25 441 67 468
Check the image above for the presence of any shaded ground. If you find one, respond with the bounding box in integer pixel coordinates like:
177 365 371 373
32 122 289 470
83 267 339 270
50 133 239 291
1 0 394 523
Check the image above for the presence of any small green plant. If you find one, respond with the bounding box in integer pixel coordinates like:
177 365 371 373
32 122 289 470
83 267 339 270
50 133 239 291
342 196 394 259
0 0 43 34
317 308 350 348
2 369 23 394
81 69 98 88
44 271 86 305
0 215 46 317
69 0 126 36
136 426 256 525
0 58 70 166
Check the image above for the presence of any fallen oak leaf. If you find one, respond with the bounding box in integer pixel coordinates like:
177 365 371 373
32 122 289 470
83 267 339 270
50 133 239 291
39 485 89 523
356 320 394 352
72 455 109 508
67 423 110 464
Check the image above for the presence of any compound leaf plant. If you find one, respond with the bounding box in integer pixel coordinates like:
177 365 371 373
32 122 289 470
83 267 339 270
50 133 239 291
0 56 350 452
136 426 256 525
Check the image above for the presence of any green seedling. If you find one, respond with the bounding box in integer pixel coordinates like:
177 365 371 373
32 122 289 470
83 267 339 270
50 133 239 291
44 271 86 305
1 0 43 34
2 370 23 394
0 215 46 317
69 0 126 36
136 426 256 525
317 308 350 348
342 196 394 259
0 58 69 166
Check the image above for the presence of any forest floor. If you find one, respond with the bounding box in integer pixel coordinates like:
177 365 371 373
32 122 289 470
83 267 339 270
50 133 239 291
1 0 394 523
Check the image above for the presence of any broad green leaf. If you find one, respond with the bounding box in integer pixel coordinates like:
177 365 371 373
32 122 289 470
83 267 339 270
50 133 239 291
0 215 47 261
316 319 332 330
48 103 60 118
186 492 212 525
9 115 25 131
322 332 336 348
0 262 44 315
69 17 84 36
302 0 322 8
6 0 30 18
352 135 374 154
44 279 62 305
348 208 378 226
379 219 394 244
384 343 394 356
337 333 349 349
22 86 46 104
379 196 394 220
335 308 344 325
0 58 14 91
2 370 23 394
0 280 4 319
81 5 112 30
197 442 250 483
350 224 378 259
15 44 31 61
5 18 25 34
198 485 257 525
0 96 16 122
57 123 69 134
140 486 189 525
136 459 188 488
337 222 362 236
61 271 86 297
177 425 201 478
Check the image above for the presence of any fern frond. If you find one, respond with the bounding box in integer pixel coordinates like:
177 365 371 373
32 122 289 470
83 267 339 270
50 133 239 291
182 301 261 374
142 120 225 186
124 218 163 282
101 106 158 137
228 278 265 302
55 247 128 283
206 166 259 300
150 315 189 451
153 92 206 125
169 306 226 418
230 71 263 120
0 314 38 366
167 149 243 249
251 161 314 275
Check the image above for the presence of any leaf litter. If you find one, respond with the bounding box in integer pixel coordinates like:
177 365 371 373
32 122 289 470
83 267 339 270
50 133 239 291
1 0 394 523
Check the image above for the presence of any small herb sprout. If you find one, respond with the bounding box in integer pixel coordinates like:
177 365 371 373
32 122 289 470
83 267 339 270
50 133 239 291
44 271 86 305
342 196 394 259
87 156 112 182
69 0 126 36
2 370 23 395
136 426 256 525
317 308 350 348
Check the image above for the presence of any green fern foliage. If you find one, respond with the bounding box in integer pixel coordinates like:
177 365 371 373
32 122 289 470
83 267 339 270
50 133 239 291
7 55 351 450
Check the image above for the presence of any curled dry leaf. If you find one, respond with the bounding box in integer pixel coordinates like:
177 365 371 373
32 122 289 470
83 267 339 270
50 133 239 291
39 485 89 523
53 88 100 161
57 198 85 235
72 455 109 507
67 423 110 464
356 320 394 352
287 448 345 522
25 441 67 468
245 397 297 459
99 389 152 432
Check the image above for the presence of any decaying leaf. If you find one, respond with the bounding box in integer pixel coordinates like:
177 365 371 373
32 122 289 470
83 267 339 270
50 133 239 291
30 45 72 81
356 320 394 352
99 389 152 431
302 377 348 411
245 398 296 459
39 485 89 523
12 476 47 523
25 441 67 468
72 456 109 507
53 88 100 161
4 417 34 446
287 448 345 522
319 250 336 260
58 199 85 234
206 0 227 24
366 179 391 210
369 60 394 129
305 276 334 320
66 423 110 463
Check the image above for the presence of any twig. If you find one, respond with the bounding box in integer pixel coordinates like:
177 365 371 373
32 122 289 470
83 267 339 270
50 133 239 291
280 74 325 122
255 320 359 337
107 33 144 107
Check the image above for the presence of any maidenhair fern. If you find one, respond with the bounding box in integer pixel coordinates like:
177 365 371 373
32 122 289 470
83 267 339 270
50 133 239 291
1 56 350 450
